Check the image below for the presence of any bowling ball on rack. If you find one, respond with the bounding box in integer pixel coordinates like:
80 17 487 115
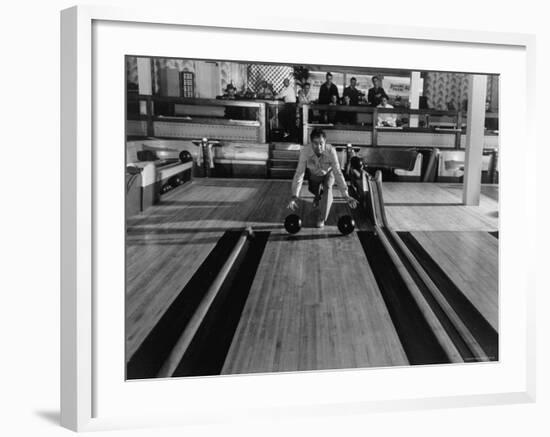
179 150 193 163
337 215 355 235
284 214 302 234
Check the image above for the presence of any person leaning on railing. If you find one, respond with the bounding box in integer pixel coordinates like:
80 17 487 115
367 75 389 107
318 72 340 104
318 72 340 124
298 82 313 104
343 77 362 106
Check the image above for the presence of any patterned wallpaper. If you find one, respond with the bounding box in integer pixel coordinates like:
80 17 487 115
423 72 468 110
423 72 499 111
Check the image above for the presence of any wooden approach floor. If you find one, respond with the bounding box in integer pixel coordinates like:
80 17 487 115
126 178 499 373
383 182 498 231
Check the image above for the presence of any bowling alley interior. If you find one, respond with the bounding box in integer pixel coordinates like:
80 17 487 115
125 56 499 379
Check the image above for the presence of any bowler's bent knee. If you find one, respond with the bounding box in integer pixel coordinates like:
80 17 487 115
323 173 335 191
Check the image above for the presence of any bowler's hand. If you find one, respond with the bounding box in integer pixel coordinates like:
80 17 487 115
346 195 358 209
287 197 299 211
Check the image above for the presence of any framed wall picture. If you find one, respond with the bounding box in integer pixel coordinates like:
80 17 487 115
61 5 536 432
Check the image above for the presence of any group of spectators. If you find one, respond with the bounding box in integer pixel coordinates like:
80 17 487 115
272 72 390 106
274 72 397 130
220 71 398 137
314 73 388 107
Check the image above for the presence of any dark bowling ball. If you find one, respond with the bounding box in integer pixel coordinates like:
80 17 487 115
179 150 192 163
168 176 179 187
337 215 355 235
284 214 302 234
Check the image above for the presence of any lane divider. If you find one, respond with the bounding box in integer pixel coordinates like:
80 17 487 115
366 169 496 363
157 228 254 378
384 226 488 362
173 230 270 377
126 230 242 379
358 231 451 365
398 231 498 360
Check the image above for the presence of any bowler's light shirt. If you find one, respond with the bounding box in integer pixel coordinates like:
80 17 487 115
291 143 349 198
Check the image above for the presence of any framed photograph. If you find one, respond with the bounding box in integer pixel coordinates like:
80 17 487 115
61 5 536 432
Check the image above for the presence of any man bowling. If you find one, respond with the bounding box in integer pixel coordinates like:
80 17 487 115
287 128 358 228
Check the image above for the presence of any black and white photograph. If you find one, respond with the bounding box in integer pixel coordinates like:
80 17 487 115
124 56 499 379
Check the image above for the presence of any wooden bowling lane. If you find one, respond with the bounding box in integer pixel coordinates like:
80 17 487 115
126 178 353 361
221 227 409 375
126 179 286 359
403 231 498 332
382 183 498 231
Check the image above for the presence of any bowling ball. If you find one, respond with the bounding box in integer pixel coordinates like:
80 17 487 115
179 150 192 163
284 214 302 234
337 215 355 235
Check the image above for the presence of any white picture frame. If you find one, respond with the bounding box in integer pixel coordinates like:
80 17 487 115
60 5 537 432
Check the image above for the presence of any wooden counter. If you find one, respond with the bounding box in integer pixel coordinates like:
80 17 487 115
127 95 268 142
301 104 499 149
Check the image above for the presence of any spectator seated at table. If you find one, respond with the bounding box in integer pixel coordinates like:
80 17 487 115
257 81 275 99
336 95 357 124
326 94 339 124
220 84 246 120
376 96 397 127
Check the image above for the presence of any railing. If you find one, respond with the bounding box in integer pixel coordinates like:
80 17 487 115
125 94 497 150
300 104 498 149
127 94 267 142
